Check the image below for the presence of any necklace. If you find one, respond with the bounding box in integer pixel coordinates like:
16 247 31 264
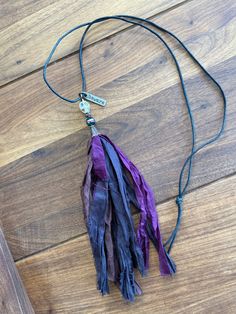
43 15 226 302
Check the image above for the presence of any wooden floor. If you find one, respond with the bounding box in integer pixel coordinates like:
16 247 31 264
1 0 236 313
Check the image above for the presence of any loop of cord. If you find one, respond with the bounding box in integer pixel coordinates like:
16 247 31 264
43 15 227 254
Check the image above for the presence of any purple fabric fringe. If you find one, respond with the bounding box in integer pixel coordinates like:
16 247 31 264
81 134 175 301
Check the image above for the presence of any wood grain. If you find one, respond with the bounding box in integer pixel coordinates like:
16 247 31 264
16 174 236 313
0 0 54 31
1 54 235 261
0 0 185 86
0 226 34 313
0 0 235 167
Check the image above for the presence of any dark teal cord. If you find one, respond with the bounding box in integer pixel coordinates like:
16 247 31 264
43 15 227 254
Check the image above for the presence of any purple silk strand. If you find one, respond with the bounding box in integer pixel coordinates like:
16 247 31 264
81 155 93 219
91 135 107 180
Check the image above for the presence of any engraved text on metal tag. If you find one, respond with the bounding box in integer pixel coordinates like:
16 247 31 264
83 92 107 107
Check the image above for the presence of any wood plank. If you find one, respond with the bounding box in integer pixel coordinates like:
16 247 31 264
0 0 235 167
0 0 185 86
1 54 235 261
0 0 54 31
16 174 236 313
0 226 34 313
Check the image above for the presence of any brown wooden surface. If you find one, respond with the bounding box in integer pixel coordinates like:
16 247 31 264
0 227 34 313
0 0 236 312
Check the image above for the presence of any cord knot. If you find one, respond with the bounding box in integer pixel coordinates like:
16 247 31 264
176 196 183 206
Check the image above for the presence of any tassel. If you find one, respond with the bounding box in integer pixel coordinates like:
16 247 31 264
81 133 175 301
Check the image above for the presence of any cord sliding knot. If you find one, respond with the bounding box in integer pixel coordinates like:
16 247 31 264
176 196 183 206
